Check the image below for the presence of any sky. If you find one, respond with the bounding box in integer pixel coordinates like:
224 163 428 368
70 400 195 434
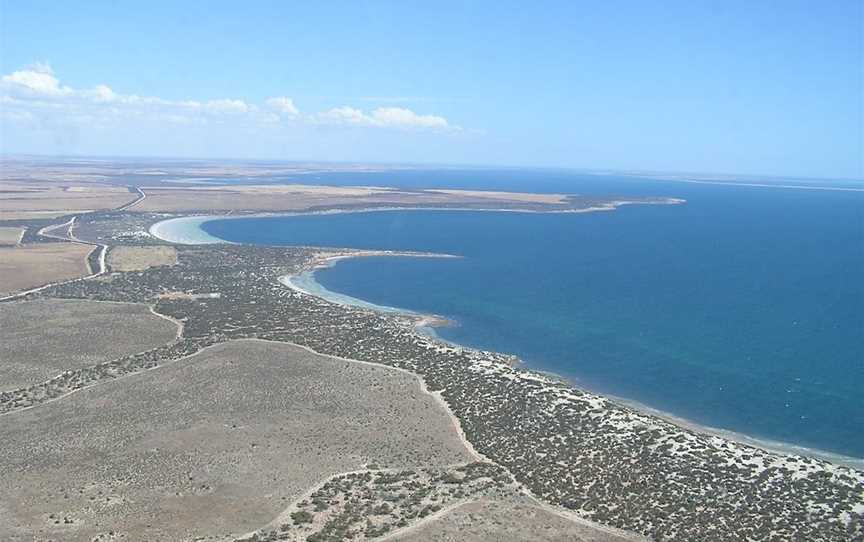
1 0 861 178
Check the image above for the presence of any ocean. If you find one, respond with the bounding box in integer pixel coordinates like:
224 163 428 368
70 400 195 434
195 170 864 461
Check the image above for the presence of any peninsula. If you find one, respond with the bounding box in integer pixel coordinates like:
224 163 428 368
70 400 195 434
0 158 861 542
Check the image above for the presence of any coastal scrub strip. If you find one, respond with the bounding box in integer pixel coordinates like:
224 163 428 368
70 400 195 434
26 243 864 541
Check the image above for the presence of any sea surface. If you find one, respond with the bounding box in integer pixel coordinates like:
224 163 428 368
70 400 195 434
196 170 864 461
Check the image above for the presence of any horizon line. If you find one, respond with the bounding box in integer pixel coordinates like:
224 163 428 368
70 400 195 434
2 151 862 184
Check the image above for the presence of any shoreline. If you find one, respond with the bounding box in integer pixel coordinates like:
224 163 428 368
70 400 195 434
147 215 230 244
279 251 462 346
149 212 864 471
284 254 864 471
145 196 686 243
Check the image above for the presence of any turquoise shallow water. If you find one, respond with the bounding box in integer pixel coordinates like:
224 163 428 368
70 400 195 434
200 171 864 460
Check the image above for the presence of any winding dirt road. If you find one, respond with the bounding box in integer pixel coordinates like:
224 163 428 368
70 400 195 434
0 186 146 302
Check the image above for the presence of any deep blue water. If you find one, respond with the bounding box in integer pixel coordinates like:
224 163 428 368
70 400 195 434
201 171 864 459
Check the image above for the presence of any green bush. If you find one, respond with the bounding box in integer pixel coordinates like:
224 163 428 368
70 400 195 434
291 510 314 525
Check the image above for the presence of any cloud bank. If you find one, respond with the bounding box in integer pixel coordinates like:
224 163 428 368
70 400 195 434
316 106 450 129
0 63 457 132
265 96 299 116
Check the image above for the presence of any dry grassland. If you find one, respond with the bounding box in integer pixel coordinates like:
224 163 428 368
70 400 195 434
0 243 93 296
107 245 178 271
133 184 570 212
0 339 473 542
0 183 136 217
0 211 74 220
389 498 637 542
0 226 25 246
0 298 178 391
426 189 567 204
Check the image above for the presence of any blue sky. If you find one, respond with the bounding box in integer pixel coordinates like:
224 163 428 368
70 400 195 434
1 1 861 178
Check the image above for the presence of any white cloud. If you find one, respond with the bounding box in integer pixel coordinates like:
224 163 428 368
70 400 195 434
89 84 117 103
316 105 454 130
266 96 299 116
203 99 250 114
318 106 370 125
1 63 69 97
1 64 458 134
371 107 450 129
0 65 255 126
